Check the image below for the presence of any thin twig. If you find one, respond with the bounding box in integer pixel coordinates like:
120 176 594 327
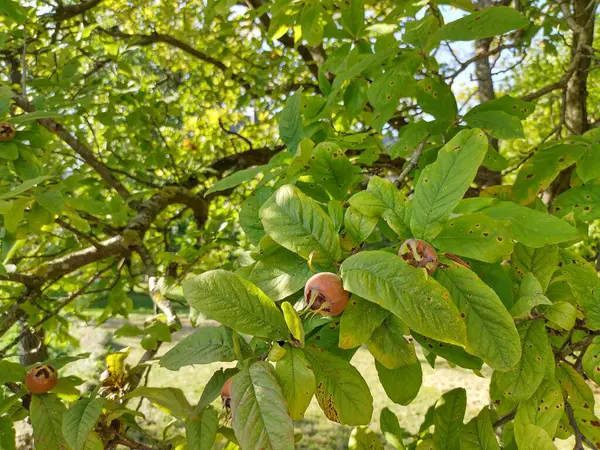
565 401 597 449
219 118 254 150
394 135 430 188
21 22 27 99
492 408 517 429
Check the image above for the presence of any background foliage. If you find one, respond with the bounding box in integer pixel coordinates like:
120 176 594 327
0 0 599 448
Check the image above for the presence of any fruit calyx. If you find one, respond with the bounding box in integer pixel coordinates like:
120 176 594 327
25 363 58 395
304 272 349 316
399 238 439 275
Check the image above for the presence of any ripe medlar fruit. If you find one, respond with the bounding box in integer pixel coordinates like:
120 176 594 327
399 238 439 274
25 364 58 395
221 377 233 408
304 272 349 316
0 122 16 142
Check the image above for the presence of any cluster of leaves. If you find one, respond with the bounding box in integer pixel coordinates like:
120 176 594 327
1 0 599 448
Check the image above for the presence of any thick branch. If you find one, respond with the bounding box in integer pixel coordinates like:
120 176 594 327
13 97 131 199
51 0 104 21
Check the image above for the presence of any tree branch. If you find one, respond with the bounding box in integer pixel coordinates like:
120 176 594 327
12 96 131 199
50 0 105 21
394 135 429 188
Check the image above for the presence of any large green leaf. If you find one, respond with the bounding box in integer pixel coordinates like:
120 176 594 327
380 408 407 450
62 398 105 450
339 295 390 349
231 362 295 450
376 359 422 405
125 387 192 419
0 361 26 385
183 269 289 340
435 264 520 370
433 388 467 450
308 142 359 200
459 407 500 450
30 394 68 450
159 326 246 370
556 253 600 330
411 129 488 241
554 185 600 223
464 110 524 139
513 424 555 450
279 89 303 153
260 184 341 263
0 176 52 201
344 206 378 245
305 346 373 425
412 333 483 370
340 251 467 346
494 319 549 401
582 336 600 384
511 244 558 293
186 406 218 450
348 426 384 450
0 417 16 450
366 315 416 369
195 368 239 412
480 201 579 247
576 143 600 183
248 244 312 301
416 77 457 123
464 96 535 120
513 379 563 440
275 346 316 420
556 361 594 410
239 187 274 245
513 143 586 205
431 213 514 263
431 6 528 44
205 164 276 197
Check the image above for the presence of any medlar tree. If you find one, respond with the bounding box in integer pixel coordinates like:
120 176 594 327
0 0 599 448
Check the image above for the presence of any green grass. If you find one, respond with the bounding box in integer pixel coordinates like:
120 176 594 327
28 315 584 449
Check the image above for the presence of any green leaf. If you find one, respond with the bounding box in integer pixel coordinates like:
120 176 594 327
348 426 384 450
125 387 192 419
482 147 509 171
62 398 105 450
556 361 594 410
511 244 558 293
380 408 407 450
231 361 295 450
30 394 68 450
411 129 488 241
0 142 19 160
555 185 600 223
465 96 535 120
435 264 520 370
341 0 364 37
239 186 274 246
0 176 51 200
160 326 245 370
459 407 500 450
339 295 390 349
305 346 373 425
582 336 600 384
556 253 600 330
464 110 524 139
513 424 555 450
42 353 91 370
248 244 312 301
431 7 528 43
513 143 587 205
542 301 577 330
0 417 16 450
433 388 467 450
513 379 563 440
186 406 218 450
494 320 550 401
328 200 344 232
260 184 342 263
366 315 417 369
510 294 552 320
275 346 316 420
113 324 144 338
480 201 580 247
205 164 275 196
10 111 62 124
196 368 239 412
308 143 358 200
0 0 27 23
281 301 304 344
432 213 514 263
416 77 457 123
576 143 600 183
344 206 378 245
340 251 467 346
279 89 303 154
376 359 422 405
183 269 289 340
412 332 483 370
0 361 26 385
